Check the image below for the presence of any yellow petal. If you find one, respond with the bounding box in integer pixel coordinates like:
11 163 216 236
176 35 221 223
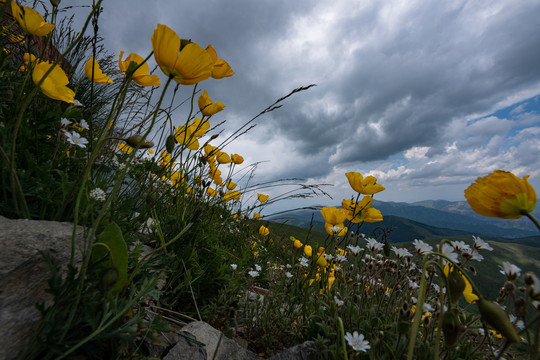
32 61 74 103
84 56 113 84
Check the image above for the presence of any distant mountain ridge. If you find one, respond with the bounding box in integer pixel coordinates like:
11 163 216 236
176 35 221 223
268 200 540 240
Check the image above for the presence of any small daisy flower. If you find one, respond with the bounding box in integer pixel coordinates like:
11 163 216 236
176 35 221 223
391 246 412 259
79 119 89 130
365 238 384 252
336 254 347 262
324 254 334 261
255 264 262 271
441 243 459 264
89 188 106 202
61 118 72 127
451 240 471 252
413 239 432 255
248 270 259 278
347 245 361 255
299 257 309 267
230 264 237 270
499 261 521 281
471 251 484 262
344 331 370 352
64 131 88 148
334 296 344 307
285 272 293 278
473 235 493 251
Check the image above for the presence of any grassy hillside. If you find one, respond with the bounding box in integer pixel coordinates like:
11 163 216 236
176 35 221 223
265 220 540 301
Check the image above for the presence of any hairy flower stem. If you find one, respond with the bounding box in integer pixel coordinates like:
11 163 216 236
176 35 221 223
525 213 540 232
59 75 173 345
407 254 472 360
337 316 349 360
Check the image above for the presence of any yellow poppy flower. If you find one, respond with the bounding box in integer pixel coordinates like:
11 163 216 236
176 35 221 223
117 143 133 154
188 118 210 137
253 212 262 219
174 126 199 150
324 223 348 236
257 193 269 203
32 60 75 103
216 151 232 164
206 44 234 79
231 154 244 164
465 170 537 219
294 239 303 248
316 252 328 267
304 245 313 257
259 225 270 236
346 196 383 223
345 172 385 195
11 2 55 37
223 190 241 201
84 56 113 84
320 207 349 225
118 51 161 86
206 187 218 197
151 24 214 85
226 180 237 190
198 90 225 117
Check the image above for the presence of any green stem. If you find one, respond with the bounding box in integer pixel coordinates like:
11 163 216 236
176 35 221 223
337 316 349 360
526 213 540 232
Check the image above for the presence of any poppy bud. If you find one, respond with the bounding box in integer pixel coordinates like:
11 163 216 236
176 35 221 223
477 298 520 343
166 134 175 153
50 0 61 6
448 266 466 305
442 309 462 346
126 135 154 149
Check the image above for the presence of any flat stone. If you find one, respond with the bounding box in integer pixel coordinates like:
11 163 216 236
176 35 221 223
268 341 320 360
182 321 262 360
0 216 84 360
163 331 206 360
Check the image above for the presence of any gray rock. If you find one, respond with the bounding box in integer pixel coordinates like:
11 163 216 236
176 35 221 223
163 331 206 360
268 341 320 360
181 321 262 360
0 216 84 360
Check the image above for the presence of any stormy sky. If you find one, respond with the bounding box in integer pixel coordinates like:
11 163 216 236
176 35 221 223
61 0 540 212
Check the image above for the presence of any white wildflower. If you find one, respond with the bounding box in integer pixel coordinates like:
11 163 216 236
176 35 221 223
334 296 344 307
79 119 89 130
473 235 493 251
285 272 293 278
60 118 71 127
365 238 384 252
64 130 88 148
230 264 237 270
441 243 459 264
347 245 362 255
412 239 432 255
89 187 106 202
248 270 259 278
344 331 370 352
499 262 521 281
299 257 309 267
391 246 412 259
255 264 262 271
451 240 471 252
72 99 83 106
471 251 484 262
336 254 347 262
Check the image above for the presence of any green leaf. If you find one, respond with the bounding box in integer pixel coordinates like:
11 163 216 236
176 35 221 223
91 222 128 293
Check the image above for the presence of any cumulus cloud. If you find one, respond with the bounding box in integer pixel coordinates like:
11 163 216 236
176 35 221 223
63 0 540 208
